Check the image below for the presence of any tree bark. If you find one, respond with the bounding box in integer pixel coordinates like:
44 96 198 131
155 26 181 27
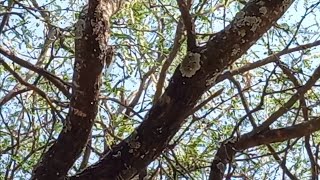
70 0 295 179
32 1 122 179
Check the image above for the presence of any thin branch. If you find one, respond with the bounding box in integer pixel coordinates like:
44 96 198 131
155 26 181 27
249 64 320 135
228 74 298 180
0 47 71 98
177 0 196 50
0 0 14 35
154 20 184 103
0 58 62 119
0 87 30 106
224 40 320 80
278 60 319 179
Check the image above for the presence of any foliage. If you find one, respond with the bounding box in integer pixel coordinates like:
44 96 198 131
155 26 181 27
1 0 320 179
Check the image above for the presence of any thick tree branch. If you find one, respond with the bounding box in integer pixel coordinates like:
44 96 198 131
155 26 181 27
31 0 122 179
71 0 295 179
237 117 320 149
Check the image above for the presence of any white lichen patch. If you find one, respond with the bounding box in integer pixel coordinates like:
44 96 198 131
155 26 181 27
48 27 59 41
248 17 262 32
157 127 162 134
179 52 201 78
217 162 225 172
72 81 80 89
128 141 141 149
235 11 245 20
259 7 268 15
73 108 87 117
75 19 86 39
206 73 219 86
64 119 72 132
90 19 96 27
75 61 82 72
93 20 105 36
112 151 121 158
238 29 246 37
235 15 262 32
91 2 112 60
256 1 265 6
159 94 171 105
231 47 241 57
226 137 237 144
281 0 292 12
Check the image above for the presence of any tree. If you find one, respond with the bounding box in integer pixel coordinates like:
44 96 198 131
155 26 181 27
1 0 320 179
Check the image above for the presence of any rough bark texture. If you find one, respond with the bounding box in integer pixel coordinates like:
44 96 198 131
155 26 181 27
31 0 121 179
70 0 295 179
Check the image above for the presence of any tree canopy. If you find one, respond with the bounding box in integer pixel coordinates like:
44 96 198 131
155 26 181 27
1 0 320 179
